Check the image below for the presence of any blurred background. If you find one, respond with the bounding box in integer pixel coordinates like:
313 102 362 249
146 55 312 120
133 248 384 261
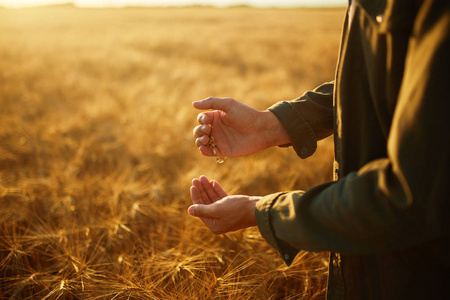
0 0 347 8
0 2 343 299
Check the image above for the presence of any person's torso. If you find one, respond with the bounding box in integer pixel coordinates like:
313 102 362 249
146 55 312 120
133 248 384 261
329 1 450 299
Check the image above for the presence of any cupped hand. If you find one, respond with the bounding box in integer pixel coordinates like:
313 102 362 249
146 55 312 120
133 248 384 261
192 97 290 158
188 175 260 234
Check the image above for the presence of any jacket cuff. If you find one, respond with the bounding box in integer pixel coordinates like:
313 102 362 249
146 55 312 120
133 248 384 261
268 101 317 159
255 192 300 266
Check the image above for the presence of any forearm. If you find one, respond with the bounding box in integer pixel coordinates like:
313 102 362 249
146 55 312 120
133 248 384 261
255 157 448 265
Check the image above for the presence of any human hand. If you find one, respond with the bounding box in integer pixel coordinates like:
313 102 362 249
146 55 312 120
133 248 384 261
193 97 290 158
187 175 260 234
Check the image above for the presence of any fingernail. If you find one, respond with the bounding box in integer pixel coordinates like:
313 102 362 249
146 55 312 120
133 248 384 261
188 206 195 216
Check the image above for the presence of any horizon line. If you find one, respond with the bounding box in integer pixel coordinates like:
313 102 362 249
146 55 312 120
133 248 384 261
0 2 347 9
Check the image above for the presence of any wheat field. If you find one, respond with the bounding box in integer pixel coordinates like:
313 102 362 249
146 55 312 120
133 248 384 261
0 5 344 299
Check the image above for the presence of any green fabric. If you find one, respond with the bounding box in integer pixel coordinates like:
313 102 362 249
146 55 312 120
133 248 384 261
255 0 450 299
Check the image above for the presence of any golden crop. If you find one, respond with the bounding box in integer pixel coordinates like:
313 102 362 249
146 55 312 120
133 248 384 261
0 6 344 299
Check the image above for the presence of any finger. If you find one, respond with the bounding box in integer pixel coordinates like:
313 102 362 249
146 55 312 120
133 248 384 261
193 97 235 111
211 180 228 198
200 175 220 202
195 135 210 148
193 124 212 139
192 177 213 204
190 186 203 204
198 145 223 157
198 145 215 157
192 178 211 204
187 203 215 218
197 111 214 124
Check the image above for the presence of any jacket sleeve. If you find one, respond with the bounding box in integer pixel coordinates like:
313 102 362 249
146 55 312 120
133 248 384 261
267 81 334 159
256 1 450 265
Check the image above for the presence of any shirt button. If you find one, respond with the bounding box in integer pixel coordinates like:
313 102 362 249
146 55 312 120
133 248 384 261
300 147 308 156
332 253 341 267
376 14 384 23
283 253 290 260
332 258 339 267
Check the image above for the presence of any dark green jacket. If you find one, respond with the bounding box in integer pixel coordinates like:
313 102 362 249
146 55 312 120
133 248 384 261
255 0 450 299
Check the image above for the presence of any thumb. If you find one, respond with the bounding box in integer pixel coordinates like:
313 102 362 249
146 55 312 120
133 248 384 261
187 204 214 218
193 97 235 112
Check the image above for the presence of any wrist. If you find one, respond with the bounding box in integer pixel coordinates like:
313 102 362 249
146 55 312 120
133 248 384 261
247 196 261 227
259 110 291 148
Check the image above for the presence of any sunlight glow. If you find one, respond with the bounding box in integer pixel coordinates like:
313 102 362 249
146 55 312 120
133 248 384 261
0 0 347 8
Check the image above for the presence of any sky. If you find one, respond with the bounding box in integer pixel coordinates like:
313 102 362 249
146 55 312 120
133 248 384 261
0 0 347 8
